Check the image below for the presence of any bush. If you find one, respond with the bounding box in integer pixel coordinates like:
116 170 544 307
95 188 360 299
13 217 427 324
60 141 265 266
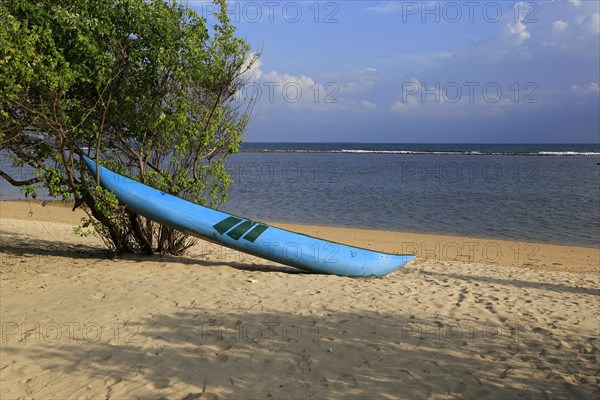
0 0 257 255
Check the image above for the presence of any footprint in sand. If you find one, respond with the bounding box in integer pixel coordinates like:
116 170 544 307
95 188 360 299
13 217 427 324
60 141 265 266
182 393 204 400
522 355 551 371
17 377 32 385
147 378 170 389
340 373 358 388
576 341 598 355
532 326 551 337
88 349 112 362
0 360 16 371
499 366 513 379
92 291 106 300
455 293 466 307
480 350 507 362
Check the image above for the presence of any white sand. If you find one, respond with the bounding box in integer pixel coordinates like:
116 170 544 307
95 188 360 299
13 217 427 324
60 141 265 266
1 201 599 399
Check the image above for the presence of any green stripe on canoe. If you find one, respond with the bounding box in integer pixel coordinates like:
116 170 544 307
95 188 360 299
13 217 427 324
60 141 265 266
213 216 242 235
227 220 256 240
242 224 268 242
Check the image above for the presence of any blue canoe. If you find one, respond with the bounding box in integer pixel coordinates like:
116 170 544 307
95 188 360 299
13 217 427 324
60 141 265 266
83 156 415 277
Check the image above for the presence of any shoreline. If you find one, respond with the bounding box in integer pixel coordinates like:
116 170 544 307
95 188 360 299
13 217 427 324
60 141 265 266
1 200 598 274
2 198 598 250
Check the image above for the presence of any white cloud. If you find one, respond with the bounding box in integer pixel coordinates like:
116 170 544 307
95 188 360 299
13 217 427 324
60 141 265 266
339 81 375 94
582 13 600 34
391 97 419 114
571 82 600 95
259 70 328 109
390 78 527 119
241 53 263 80
464 0 598 59
391 78 421 113
552 20 569 32
240 62 385 113
504 21 531 46
320 68 381 94
502 2 532 46
238 58 338 112
569 0 582 7
360 100 376 110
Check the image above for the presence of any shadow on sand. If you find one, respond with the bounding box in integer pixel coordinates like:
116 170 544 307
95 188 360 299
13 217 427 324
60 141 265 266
1 229 599 398
2 309 598 398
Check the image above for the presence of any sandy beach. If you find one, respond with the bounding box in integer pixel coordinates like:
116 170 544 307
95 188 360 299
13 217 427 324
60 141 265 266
1 200 598 399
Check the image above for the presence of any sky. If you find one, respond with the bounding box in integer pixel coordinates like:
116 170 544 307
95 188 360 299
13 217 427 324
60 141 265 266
189 0 600 143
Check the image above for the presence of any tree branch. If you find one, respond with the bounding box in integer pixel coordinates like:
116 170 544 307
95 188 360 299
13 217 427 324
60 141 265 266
0 170 44 186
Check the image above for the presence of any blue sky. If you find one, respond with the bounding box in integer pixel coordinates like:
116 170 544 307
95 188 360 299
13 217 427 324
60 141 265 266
190 1 600 143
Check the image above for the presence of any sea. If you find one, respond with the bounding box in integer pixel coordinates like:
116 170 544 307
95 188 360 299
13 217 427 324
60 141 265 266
1 143 599 247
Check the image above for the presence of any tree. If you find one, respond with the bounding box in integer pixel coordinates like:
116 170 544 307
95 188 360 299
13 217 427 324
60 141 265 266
0 0 257 255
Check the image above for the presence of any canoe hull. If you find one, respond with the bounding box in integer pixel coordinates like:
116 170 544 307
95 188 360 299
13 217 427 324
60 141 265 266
83 156 415 277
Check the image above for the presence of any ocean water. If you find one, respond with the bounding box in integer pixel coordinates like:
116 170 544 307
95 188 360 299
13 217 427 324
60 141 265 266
2 144 599 247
